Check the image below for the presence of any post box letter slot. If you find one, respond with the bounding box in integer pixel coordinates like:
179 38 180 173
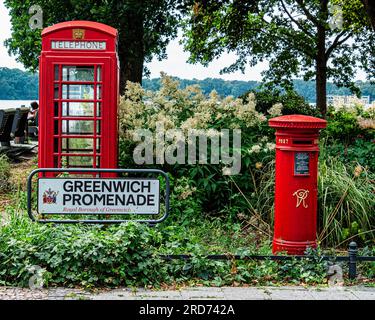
293 140 313 145
294 152 310 175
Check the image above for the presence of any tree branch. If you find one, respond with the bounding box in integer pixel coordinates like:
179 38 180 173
280 0 314 39
295 0 320 26
325 31 352 59
259 16 316 59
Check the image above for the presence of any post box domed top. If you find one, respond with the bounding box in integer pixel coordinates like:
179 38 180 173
269 114 327 129
42 20 117 37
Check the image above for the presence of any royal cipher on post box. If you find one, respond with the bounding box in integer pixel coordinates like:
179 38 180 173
39 21 119 175
269 115 327 255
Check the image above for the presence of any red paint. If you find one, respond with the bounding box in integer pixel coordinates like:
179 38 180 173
39 21 119 177
269 115 327 255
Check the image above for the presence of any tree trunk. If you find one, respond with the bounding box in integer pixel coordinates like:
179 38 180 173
361 0 375 30
117 9 145 95
316 53 327 117
316 2 328 117
118 43 144 95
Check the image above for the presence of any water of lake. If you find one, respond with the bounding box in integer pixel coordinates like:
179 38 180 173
0 100 38 110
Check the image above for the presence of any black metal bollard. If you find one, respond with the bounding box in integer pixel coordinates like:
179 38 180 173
348 241 358 280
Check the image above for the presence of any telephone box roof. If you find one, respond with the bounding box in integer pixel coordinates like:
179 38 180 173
42 21 117 37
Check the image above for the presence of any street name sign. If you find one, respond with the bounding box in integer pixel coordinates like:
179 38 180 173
38 178 160 215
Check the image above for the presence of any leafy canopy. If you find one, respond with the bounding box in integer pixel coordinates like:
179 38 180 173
4 0 181 81
182 0 374 99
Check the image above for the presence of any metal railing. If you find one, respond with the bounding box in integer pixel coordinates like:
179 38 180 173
160 242 375 280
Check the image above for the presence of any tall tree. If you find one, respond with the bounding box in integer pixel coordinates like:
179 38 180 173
182 0 374 116
4 0 180 93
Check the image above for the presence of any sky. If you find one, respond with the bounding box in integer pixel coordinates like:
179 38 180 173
0 1 368 81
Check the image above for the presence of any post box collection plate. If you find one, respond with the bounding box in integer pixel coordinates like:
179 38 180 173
294 152 310 175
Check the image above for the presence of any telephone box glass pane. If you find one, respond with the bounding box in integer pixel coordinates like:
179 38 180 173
96 120 101 134
54 102 59 117
54 84 59 99
96 85 102 100
60 156 100 167
97 66 102 81
96 139 101 152
54 120 59 135
54 138 59 153
97 102 101 117
62 138 99 152
62 102 94 116
62 84 94 100
62 120 95 134
62 66 94 81
61 156 94 167
61 120 100 134
54 65 59 81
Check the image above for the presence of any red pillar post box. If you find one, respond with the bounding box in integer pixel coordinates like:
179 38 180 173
269 115 327 255
39 21 119 176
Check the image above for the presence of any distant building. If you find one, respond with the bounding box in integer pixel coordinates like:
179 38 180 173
327 95 371 108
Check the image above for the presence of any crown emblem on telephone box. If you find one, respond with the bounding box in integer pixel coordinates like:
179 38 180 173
73 29 85 39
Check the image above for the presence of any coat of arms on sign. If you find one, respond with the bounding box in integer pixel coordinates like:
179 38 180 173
43 188 58 204
73 29 85 39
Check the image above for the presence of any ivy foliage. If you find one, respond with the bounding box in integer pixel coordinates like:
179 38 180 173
0 214 330 288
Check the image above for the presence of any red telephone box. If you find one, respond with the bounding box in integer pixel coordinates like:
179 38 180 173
269 115 327 255
39 21 119 175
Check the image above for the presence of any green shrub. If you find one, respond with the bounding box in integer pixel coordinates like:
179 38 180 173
278 247 327 284
323 104 374 144
358 247 375 280
0 216 165 287
320 138 375 171
167 176 204 222
0 155 10 192
324 107 362 144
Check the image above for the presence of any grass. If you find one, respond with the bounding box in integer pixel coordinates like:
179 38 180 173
0 154 11 193
317 158 375 247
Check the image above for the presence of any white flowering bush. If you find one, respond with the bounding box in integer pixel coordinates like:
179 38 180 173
119 73 268 136
118 73 278 216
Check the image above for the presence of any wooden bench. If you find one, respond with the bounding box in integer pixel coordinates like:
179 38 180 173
0 108 16 148
0 107 37 159
11 106 30 144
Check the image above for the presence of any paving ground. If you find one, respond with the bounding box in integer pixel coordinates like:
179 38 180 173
0 285 374 300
